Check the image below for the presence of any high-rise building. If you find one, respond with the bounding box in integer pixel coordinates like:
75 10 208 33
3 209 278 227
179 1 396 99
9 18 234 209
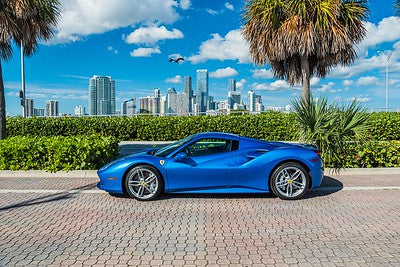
196 69 208 113
34 108 45 117
74 105 85 116
229 79 236 92
89 75 116 115
46 100 58 117
166 88 189 115
255 95 264 112
25 98 34 117
160 95 167 116
139 89 160 115
184 76 193 97
121 99 136 116
184 76 193 113
228 91 241 110
248 90 256 112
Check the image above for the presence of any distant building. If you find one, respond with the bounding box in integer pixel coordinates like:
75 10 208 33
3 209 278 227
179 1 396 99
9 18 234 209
160 95 167 116
25 98 34 117
121 99 136 116
139 89 161 115
184 76 193 113
248 90 256 112
196 69 208 113
229 79 236 92
228 91 241 110
167 88 189 116
255 95 264 112
46 100 58 117
74 105 86 116
34 108 45 117
89 75 116 115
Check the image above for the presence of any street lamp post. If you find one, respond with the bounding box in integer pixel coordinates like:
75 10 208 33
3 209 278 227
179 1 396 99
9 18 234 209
21 42 26 118
383 44 399 112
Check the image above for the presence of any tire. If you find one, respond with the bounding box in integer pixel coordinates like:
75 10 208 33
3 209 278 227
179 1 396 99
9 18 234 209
124 165 163 201
270 162 309 200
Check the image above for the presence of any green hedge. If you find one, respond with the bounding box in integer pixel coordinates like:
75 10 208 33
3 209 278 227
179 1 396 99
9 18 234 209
332 141 400 168
0 135 119 171
5 112 400 141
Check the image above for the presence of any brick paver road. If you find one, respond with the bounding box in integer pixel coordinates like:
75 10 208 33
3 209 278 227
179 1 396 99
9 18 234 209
0 172 399 266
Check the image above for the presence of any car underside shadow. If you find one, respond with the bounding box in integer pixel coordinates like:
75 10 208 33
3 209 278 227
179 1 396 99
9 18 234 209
302 176 344 199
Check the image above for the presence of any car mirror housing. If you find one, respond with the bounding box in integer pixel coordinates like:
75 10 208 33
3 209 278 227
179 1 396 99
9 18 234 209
174 152 187 162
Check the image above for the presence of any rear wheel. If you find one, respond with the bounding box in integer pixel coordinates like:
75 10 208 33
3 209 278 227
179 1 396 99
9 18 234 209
124 165 163 201
270 162 309 200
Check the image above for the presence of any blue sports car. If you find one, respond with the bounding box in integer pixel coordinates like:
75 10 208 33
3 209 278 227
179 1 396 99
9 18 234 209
97 132 324 200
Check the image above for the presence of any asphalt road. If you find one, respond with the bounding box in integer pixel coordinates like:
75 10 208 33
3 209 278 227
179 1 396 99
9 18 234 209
0 171 399 266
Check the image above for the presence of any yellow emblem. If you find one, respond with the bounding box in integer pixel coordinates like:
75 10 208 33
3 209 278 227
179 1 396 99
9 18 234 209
288 180 293 184
160 160 165 165
141 181 146 186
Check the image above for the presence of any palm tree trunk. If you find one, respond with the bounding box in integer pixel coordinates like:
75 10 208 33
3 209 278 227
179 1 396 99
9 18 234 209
0 60 6 139
301 57 311 105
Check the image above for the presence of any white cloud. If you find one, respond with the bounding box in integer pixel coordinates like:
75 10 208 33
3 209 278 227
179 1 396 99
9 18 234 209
357 17 400 53
252 80 292 91
357 76 381 86
50 0 181 44
225 2 234 10
251 68 273 79
317 82 335 93
236 79 246 89
310 77 320 86
165 75 182 83
343 80 353 86
130 47 161 57
180 0 191 10
210 67 238 78
205 9 219 15
124 26 183 45
330 17 400 78
189 29 250 63
107 46 118 54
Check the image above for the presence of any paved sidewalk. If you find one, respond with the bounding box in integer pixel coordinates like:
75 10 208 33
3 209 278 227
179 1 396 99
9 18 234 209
0 171 399 266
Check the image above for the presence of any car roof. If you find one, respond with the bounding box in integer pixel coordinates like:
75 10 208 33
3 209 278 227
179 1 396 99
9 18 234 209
193 132 240 140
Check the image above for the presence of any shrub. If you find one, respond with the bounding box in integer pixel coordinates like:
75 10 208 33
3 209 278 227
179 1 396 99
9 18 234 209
330 141 400 168
0 135 119 171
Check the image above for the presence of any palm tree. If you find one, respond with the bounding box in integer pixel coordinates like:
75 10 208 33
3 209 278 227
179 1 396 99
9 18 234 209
0 0 60 139
396 0 400 15
243 0 369 104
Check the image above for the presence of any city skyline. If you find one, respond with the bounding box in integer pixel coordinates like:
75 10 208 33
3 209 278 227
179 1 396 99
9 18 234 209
2 0 400 116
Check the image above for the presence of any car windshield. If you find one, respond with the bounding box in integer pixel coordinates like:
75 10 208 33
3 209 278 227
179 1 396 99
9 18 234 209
154 135 195 157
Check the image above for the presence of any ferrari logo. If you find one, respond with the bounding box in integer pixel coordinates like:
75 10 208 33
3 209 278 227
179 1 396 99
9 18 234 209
160 160 165 165
288 180 293 184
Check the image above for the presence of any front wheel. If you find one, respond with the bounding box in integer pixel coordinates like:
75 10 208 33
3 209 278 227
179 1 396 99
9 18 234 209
270 162 309 200
124 165 163 201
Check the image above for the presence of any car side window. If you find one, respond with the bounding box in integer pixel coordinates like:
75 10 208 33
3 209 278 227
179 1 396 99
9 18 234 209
185 138 238 157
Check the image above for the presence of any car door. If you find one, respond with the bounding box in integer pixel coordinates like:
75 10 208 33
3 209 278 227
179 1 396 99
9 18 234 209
166 138 239 192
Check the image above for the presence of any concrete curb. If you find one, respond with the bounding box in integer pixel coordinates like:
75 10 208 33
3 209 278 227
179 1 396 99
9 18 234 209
0 170 98 178
0 168 399 179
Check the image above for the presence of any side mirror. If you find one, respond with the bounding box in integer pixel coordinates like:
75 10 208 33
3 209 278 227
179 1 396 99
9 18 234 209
174 152 187 162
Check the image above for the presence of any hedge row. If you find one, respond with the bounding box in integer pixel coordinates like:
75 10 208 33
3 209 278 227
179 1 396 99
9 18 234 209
0 136 119 171
5 112 400 141
329 141 400 168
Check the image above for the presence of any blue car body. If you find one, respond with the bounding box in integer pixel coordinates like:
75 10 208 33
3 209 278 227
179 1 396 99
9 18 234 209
97 132 324 194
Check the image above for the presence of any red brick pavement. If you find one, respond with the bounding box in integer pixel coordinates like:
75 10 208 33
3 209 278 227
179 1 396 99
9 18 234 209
0 173 399 266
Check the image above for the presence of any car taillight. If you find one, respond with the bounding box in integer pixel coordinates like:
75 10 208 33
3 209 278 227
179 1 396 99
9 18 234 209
313 150 321 158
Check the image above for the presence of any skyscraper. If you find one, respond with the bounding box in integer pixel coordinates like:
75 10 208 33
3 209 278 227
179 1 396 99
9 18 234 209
229 79 236 92
74 105 86 116
89 75 116 115
25 98 34 117
184 76 193 113
248 90 256 112
34 108 45 117
46 100 58 117
196 69 208 113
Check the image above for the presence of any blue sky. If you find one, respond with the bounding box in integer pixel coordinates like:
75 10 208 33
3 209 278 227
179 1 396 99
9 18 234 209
3 0 400 116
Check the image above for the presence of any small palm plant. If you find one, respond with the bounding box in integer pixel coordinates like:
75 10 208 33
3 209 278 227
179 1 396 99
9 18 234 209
292 96 370 170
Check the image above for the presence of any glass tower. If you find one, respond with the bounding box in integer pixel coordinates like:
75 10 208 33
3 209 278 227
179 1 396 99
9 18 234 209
196 69 208 112
89 75 116 115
